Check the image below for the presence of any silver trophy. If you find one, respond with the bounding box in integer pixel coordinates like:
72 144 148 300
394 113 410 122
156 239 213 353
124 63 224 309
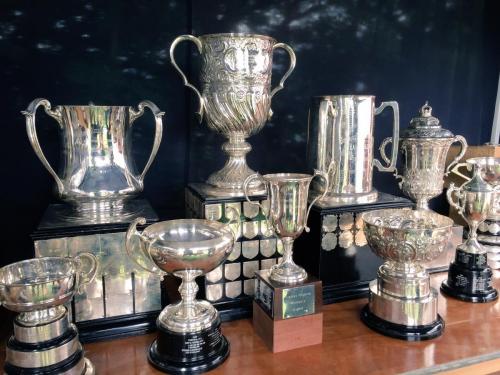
307 95 399 204
243 166 331 284
170 33 296 197
361 209 453 340
0 254 98 374
23 99 164 221
442 159 499 302
381 102 467 210
125 210 240 373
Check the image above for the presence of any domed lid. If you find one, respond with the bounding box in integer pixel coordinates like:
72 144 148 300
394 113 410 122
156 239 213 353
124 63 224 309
401 102 454 138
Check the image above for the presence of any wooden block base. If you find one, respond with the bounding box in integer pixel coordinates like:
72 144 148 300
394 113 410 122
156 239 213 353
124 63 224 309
252 301 323 353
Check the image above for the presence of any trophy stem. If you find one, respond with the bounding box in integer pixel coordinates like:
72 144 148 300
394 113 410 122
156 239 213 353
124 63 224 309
269 237 308 284
415 198 430 210
178 270 202 319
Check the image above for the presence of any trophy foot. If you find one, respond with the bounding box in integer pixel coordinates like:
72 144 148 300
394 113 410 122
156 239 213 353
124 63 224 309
360 305 444 341
269 263 308 284
148 319 230 374
158 300 218 333
441 280 498 303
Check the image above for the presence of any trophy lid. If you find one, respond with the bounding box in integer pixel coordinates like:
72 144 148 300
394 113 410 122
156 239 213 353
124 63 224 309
401 102 454 138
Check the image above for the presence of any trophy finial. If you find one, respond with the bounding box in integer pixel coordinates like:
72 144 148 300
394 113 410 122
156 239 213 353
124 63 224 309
420 101 432 117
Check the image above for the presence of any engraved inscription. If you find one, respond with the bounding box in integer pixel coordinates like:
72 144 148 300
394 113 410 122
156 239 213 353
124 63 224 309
282 284 315 319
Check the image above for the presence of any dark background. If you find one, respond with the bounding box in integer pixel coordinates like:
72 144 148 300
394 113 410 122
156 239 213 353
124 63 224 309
1 0 499 267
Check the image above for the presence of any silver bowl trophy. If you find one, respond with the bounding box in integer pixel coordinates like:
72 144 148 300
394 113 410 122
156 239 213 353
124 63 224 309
382 102 467 210
361 209 453 340
170 33 296 197
452 157 500 269
307 95 399 204
125 210 240 373
23 98 164 223
441 159 499 302
0 254 98 374
243 167 330 352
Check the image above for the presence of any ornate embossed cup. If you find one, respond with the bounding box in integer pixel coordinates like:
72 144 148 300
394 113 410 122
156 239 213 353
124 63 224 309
0 254 98 374
243 166 331 284
23 99 164 221
361 209 453 340
442 161 499 302
170 33 296 197
381 102 467 210
125 209 240 373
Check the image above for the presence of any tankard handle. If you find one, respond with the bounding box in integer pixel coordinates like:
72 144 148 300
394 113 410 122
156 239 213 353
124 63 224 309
445 135 468 176
449 162 471 182
243 174 274 236
269 43 296 119
373 101 399 172
74 252 98 294
379 137 403 181
129 101 165 182
22 98 64 193
126 217 162 275
170 35 204 122
306 162 335 232
446 183 465 219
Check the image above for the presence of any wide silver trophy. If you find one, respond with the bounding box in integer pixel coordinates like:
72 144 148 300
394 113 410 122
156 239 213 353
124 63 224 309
23 99 164 222
243 166 331 284
442 159 499 302
0 254 97 374
361 209 453 340
307 95 399 204
381 102 467 210
125 210 240 373
170 33 296 197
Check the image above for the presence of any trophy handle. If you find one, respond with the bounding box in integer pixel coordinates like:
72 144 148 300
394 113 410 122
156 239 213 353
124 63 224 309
170 35 204 122
446 183 465 219
243 174 273 235
22 98 64 194
379 137 403 181
74 252 98 294
129 101 165 182
306 162 335 232
445 135 468 176
269 42 296 119
126 217 162 275
373 101 399 172
449 162 471 182
223 206 241 242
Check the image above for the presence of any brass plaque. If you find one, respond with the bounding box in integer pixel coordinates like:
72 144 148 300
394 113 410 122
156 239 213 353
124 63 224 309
282 284 315 319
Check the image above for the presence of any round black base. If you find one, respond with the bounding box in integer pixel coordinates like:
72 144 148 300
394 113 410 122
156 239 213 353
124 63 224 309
441 280 498 303
148 336 229 375
360 305 444 341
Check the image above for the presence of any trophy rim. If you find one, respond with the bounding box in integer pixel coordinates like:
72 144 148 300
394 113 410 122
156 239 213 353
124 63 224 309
200 32 276 42
52 104 132 109
362 208 454 233
262 172 312 182
311 94 376 100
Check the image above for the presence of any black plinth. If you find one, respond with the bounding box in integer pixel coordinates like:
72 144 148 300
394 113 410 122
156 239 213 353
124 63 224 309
360 305 444 341
441 249 499 303
148 319 230 374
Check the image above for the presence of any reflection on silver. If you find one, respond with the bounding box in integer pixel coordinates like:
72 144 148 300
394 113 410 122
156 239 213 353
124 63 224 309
339 231 353 248
261 258 277 270
339 213 354 230
126 213 239 333
170 33 296 196
205 204 223 221
243 261 259 278
242 220 259 239
260 239 277 257
308 95 399 204
244 279 255 296
224 263 241 281
243 201 260 218
225 281 242 299
227 243 241 262
23 99 164 220
242 240 259 259
322 215 338 232
363 209 452 326
206 284 223 302
321 232 337 251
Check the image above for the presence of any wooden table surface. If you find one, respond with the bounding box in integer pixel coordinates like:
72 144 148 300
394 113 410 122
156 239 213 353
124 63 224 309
4 272 500 374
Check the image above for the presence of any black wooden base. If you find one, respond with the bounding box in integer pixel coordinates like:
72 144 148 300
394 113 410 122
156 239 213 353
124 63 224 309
360 305 444 341
148 321 230 374
441 280 498 303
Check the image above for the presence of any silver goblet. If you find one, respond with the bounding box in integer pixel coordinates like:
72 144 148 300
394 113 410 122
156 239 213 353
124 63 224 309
170 33 296 197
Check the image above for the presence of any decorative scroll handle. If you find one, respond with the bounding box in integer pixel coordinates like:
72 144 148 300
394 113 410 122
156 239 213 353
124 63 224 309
170 35 204 122
129 101 165 182
379 137 403 181
445 135 468 176
22 98 64 193
373 101 399 172
125 217 162 275
74 252 98 294
306 161 335 232
269 42 296 119
446 183 465 219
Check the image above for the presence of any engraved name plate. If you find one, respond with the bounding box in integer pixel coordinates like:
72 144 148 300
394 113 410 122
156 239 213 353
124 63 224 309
282 284 315 319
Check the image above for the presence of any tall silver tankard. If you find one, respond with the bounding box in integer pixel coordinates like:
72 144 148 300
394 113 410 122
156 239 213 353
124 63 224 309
170 33 296 197
307 95 399 204
23 99 164 220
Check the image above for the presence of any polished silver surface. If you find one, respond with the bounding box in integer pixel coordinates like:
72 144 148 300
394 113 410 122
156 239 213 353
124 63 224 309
363 209 453 326
14 308 70 344
23 99 164 220
243 168 330 284
385 102 467 210
307 95 399 204
126 212 239 333
448 161 497 254
171 33 296 196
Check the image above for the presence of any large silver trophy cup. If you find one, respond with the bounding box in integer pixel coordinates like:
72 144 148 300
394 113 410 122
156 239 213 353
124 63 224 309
126 210 240 373
23 99 164 222
170 33 296 197
0 254 97 374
